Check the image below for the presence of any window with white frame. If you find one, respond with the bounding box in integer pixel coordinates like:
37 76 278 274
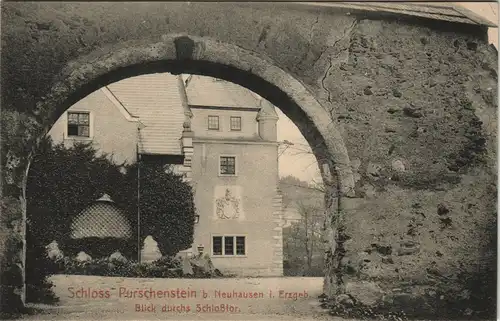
230 116 242 131
219 156 236 175
208 115 219 130
67 112 90 137
212 236 246 256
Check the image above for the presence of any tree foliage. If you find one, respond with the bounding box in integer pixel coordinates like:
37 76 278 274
285 200 324 275
25 138 195 303
27 138 127 245
280 175 325 276
26 137 196 257
120 162 196 256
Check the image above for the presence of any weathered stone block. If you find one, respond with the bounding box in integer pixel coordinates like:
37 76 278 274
345 281 385 307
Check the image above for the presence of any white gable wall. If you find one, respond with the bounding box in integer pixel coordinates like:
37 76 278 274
48 89 139 165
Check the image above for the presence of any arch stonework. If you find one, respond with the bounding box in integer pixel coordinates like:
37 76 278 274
35 35 357 197
1 2 498 317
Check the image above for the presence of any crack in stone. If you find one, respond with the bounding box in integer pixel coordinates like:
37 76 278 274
321 19 358 104
257 24 270 46
309 15 319 42
311 45 327 68
295 15 322 73
321 59 334 103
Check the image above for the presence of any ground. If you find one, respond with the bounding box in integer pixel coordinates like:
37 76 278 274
14 275 349 321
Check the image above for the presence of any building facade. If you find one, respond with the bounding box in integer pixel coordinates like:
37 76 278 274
48 73 284 276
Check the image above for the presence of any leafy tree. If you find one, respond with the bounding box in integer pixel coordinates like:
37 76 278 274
280 175 325 276
120 162 196 256
25 137 196 302
27 137 196 257
26 137 127 246
25 137 127 303
287 200 324 273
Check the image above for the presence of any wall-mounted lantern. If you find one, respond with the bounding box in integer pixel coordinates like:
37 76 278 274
194 214 200 224
197 244 204 254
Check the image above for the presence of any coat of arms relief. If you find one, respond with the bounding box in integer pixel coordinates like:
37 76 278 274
214 186 242 219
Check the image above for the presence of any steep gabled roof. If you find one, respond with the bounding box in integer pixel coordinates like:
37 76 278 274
100 87 140 123
104 73 274 156
107 73 185 156
185 75 262 109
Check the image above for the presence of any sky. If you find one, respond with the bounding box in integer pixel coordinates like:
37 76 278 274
457 2 498 48
276 110 321 183
276 2 498 183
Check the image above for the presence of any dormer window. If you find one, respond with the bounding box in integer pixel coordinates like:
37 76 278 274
67 112 90 137
208 115 219 130
230 116 242 131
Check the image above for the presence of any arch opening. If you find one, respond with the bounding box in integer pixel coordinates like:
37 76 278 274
28 65 333 266
13 37 356 312
34 35 355 197
50 60 332 174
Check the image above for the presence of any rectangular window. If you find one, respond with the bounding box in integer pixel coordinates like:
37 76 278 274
224 236 234 255
212 236 246 256
67 112 90 137
220 156 236 175
208 115 219 130
236 236 246 255
212 236 223 255
230 116 242 131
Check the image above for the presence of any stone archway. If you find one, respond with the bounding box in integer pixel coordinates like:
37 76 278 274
37 34 356 195
1 35 354 312
2 2 498 318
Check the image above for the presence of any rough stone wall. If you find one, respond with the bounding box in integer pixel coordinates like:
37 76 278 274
0 2 497 317
322 19 498 317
